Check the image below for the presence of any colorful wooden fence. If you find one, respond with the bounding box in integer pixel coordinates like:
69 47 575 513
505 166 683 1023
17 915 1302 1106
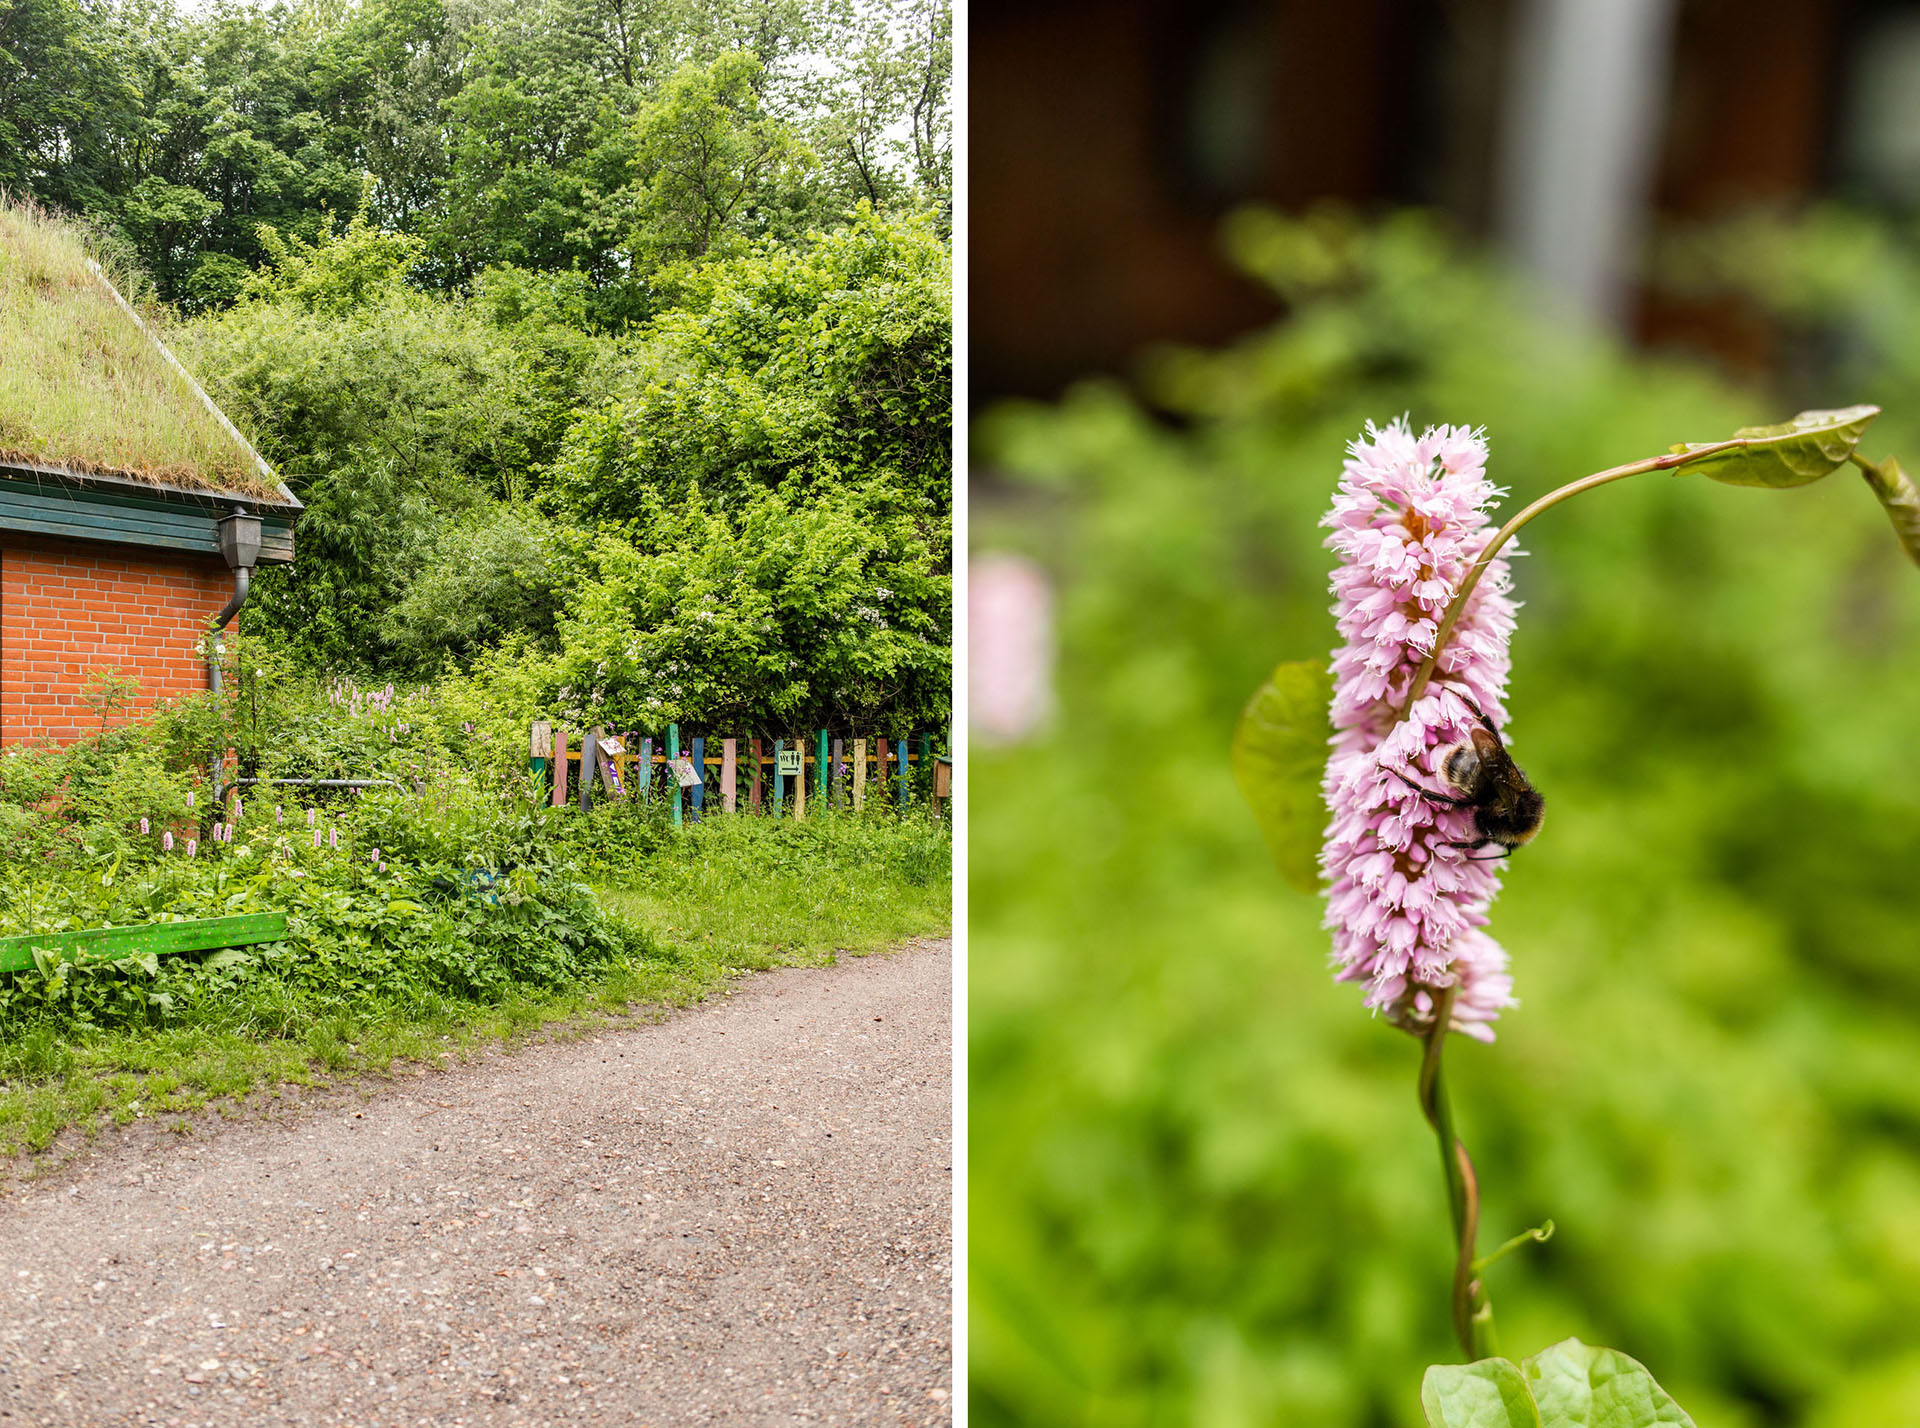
529 722 952 821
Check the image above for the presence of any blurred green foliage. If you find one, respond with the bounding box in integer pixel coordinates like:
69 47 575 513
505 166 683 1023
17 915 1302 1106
969 207 1920 1427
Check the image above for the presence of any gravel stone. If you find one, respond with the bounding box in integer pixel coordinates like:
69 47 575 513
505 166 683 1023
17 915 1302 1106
0 937 953 1426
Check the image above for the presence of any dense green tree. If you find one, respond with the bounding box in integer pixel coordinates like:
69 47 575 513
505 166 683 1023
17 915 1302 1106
555 481 948 730
623 51 808 263
182 211 608 666
6 0 947 304
549 206 950 522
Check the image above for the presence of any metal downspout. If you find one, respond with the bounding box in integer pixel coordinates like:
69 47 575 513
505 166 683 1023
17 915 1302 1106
207 565 251 695
207 565 250 804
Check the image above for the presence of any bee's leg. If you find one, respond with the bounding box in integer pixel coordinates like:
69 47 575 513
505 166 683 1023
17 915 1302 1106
1444 839 1512 861
1387 766 1474 807
1452 690 1503 740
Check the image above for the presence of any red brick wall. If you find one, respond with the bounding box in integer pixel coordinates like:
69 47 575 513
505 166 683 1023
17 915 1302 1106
1 535 237 745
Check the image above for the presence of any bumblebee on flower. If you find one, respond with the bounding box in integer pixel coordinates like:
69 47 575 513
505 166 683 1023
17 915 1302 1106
1320 419 1522 1042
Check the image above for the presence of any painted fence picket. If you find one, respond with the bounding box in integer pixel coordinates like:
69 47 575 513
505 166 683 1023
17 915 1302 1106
667 724 682 827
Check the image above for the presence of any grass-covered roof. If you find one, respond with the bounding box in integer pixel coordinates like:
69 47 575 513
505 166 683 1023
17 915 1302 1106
0 199 285 503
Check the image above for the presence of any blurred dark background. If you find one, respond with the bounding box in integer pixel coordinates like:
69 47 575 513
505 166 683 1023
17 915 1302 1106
972 0 1920 405
969 4 1920 1426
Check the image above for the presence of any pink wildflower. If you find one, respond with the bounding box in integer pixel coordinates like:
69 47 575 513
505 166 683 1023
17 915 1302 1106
139 818 149 835
1320 419 1521 1042
233 798 243 821
275 805 284 825
185 791 195 809
186 838 198 858
306 808 317 827
162 831 173 851
329 828 339 849
312 828 322 848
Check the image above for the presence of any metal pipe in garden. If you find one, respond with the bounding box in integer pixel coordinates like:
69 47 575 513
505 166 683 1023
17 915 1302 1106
227 777 407 790
578 726 600 815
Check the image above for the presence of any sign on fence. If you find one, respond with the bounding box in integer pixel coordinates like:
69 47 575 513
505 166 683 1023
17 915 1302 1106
777 749 802 776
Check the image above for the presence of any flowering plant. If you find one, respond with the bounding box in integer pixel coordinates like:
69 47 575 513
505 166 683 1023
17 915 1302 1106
1236 405 1920 1424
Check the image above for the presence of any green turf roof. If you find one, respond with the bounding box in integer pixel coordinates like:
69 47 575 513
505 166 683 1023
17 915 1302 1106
0 199 286 504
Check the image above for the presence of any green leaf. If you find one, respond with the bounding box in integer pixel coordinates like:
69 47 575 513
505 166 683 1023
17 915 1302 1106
1522 1340 1696 1428
1669 404 1879 488
1230 659 1332 892
1422 1359 1542 1428
1422 1345 1696 1428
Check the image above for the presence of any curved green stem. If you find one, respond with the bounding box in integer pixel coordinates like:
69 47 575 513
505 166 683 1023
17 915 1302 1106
1400 442 1740 715
1417 987 1497 1360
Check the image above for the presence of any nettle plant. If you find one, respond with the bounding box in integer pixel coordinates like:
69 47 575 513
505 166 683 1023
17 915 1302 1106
1235 406 1920 1426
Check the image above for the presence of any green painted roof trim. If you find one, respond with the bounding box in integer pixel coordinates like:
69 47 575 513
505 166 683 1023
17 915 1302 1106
0 462 296 564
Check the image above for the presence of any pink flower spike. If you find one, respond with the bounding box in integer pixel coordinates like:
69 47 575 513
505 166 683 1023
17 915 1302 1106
329 828 339 849
370 848 381 862
139 818 149 835
186 791 195 809
233 798 243 821
1320 419 1520 1041
186 839 198 858
275 806 284 825
312 829 322 848
307 808 317 827
163 831 173 851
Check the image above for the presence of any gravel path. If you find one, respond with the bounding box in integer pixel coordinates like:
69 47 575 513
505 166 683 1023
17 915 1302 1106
0 938 953 1427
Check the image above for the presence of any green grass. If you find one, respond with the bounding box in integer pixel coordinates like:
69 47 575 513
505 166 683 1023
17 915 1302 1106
590 810 955 970
0 812 950 1167
0 196 278 498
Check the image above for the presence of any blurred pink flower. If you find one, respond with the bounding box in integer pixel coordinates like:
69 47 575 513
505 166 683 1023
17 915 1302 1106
139 818 149 835
162 831 173 851
185 791 195 809
969 553 1054 744
307 808 317 828
186 839 197 858
1320 419 1520 1041
312 829 322 848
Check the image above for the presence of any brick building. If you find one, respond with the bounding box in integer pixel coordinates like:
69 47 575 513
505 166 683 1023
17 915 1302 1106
0 467 298 744
0 204 298 744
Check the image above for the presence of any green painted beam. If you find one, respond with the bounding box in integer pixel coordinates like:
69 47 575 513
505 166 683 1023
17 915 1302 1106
0 911 289 973
0 474 296 564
